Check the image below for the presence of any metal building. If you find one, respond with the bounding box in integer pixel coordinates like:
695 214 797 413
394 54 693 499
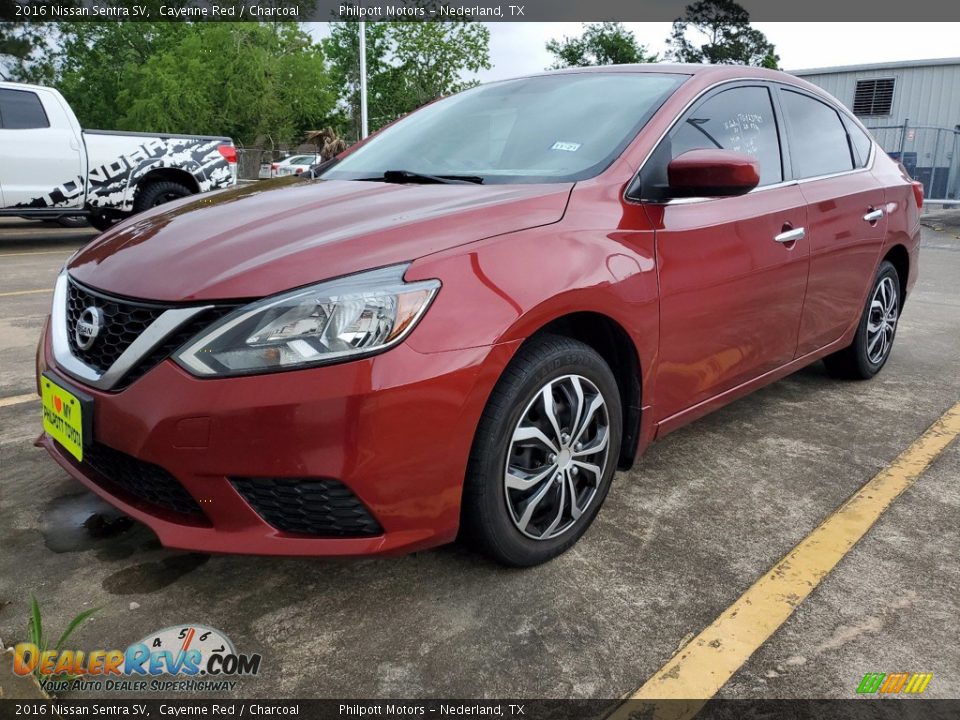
792 58 960 204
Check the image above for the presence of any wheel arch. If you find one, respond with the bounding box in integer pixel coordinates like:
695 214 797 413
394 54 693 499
882 243 909 308
133 167 201 197
524 312 643 471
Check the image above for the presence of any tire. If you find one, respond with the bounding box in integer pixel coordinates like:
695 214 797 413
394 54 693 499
460 334 622 567
824 260 901 380
133 180 192 213
55 216 89 228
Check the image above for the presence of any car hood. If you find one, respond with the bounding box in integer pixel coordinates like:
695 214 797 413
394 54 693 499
68 178 573 301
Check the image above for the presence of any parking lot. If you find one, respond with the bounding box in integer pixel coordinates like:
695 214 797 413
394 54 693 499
0 214 958 702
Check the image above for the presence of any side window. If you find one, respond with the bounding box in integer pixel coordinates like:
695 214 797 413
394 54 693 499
780 90 854 178
0 88 50 130
843 117 873 168
643 86 783 196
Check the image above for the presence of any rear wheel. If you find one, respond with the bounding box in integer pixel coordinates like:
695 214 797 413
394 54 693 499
460 335 622 567
133 180 192 213
824 260 901 379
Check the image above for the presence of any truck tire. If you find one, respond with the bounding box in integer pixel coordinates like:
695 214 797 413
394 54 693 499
55 216 89 228
89 213 118 232
133 180 193 213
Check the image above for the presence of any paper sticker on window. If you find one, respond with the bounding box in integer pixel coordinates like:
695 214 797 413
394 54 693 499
551 141 581 152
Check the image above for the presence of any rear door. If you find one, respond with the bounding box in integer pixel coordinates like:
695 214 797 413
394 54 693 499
777 86 888 355
0 87 85 209
642 83 811 420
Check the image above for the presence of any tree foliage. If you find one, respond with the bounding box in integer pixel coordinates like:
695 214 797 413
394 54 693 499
0 22 57 82
546 22 657 69
666 0 779 68
324 19 491 138
119 24 336 146
2 17 492 145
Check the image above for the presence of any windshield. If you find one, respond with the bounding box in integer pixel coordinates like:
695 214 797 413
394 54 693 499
321 72 687 185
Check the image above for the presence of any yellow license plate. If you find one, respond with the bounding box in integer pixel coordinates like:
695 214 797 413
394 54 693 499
41 376 85 462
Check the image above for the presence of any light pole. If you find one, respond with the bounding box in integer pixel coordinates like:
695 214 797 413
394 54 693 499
359 21 369 140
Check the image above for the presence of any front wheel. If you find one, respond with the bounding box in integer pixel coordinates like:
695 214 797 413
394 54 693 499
460 335 622 567
824 260 901 379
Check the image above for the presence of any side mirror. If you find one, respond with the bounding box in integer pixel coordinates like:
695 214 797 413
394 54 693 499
666 149 760 198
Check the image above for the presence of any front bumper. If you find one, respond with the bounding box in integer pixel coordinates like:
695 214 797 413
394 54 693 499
38 320 517 556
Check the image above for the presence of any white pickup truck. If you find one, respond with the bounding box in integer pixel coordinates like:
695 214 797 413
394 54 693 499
0 81 237 230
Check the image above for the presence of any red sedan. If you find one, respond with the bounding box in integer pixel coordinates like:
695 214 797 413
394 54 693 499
37 65 921 566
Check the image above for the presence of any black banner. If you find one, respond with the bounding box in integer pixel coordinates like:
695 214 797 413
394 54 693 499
2 700 960 720
3 0 960 22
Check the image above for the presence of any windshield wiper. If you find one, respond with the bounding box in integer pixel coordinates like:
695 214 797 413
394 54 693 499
361 169 484 185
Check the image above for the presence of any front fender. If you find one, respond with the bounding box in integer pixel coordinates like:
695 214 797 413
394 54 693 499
405 221 660 386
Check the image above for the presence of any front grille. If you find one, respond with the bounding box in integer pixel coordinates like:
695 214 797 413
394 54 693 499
73 442 206 522
118 306 237 388
66 277 237 389
67 279 169 373
232 478 382 537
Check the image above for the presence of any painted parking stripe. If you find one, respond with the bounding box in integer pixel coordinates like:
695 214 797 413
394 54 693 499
0 288 51 298
0 393 38 408
608 399 960 718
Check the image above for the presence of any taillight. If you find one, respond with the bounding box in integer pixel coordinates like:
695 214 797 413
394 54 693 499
217 144 237 164
911 181 923 210
271 163 279 172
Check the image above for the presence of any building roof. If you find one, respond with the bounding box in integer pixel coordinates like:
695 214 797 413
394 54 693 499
792 57 960 76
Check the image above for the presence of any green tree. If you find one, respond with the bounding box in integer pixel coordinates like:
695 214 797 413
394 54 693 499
0 22 57 83
55 23 189 130
546 22 657 69
323 19 491 138
119 23 337 145
666 0 779 68
12 21 338 146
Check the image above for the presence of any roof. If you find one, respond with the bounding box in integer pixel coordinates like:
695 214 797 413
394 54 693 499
791 57 960 76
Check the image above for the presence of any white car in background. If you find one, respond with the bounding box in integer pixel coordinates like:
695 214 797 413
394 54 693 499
266 154 321 178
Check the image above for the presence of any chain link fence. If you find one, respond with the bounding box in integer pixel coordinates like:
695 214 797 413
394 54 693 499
865 122 960 204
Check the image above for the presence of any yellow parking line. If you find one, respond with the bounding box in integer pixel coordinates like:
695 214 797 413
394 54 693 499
0 288 51 297
0 393 38 408
608 400 960 719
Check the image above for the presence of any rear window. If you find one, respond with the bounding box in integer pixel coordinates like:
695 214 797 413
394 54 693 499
0 88 50 130
780 90 854 178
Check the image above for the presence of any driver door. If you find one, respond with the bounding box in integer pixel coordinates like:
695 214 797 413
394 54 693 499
642 84 811 422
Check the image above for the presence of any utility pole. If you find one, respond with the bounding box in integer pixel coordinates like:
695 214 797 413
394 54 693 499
359 21 369 139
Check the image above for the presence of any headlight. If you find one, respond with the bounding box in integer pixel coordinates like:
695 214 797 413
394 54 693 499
175 265 439 377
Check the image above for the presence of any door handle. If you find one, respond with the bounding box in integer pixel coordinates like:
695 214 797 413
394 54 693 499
863 208 884 223
774 227 805 243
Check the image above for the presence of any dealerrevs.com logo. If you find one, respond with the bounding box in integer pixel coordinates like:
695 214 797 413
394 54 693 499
856 672 934 695
14 624 262 693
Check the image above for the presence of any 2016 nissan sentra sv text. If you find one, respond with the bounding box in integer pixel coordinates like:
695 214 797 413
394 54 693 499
36 65 922 566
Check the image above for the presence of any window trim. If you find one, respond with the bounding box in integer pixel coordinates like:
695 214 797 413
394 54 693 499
0 87 51 130
624 77 877 206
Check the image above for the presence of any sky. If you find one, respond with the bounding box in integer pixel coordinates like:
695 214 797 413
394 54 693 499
307 22 960 81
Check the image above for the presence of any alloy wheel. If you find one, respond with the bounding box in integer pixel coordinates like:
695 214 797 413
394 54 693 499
504 374 611 540
867 276 898 364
